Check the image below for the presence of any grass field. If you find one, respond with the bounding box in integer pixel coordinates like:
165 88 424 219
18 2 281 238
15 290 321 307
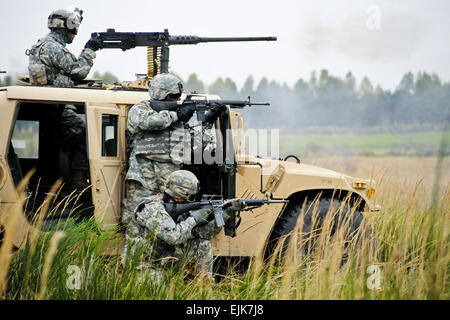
280 131 449 157
304 156 450 197
0 156 448 300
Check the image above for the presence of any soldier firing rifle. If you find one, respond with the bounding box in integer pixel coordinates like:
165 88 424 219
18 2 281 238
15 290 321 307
163 195 288 237
149 94 270 122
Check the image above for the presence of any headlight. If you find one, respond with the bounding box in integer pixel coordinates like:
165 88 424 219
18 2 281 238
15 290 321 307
354 182 366 189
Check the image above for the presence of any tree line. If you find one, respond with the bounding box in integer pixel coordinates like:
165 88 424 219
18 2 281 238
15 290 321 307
184 70 450 132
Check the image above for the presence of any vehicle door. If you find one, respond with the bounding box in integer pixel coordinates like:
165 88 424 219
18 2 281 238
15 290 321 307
86 103 126 230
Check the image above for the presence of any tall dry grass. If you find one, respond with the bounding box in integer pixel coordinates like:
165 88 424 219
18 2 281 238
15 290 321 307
0 157 448 299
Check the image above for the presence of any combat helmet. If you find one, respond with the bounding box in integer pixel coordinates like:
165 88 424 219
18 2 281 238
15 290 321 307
164 170 199 201
48 7 83 36
149 74 184 100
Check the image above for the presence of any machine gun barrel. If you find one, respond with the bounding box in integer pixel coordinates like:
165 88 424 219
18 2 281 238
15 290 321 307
95 29 277 50
169 35 277 45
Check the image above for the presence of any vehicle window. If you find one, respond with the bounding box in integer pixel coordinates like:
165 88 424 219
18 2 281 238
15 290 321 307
11 120 39 159
102 114 118 157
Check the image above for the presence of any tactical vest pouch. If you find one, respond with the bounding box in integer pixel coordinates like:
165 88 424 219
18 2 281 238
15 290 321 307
28 63 48 86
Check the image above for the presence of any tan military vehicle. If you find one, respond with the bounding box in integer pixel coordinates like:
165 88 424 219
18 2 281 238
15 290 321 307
0 84 380 258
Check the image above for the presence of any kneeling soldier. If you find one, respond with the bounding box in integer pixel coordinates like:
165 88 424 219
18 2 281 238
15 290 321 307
121 170 240 281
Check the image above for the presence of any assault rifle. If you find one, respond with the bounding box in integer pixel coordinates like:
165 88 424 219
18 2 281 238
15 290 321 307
150 94 269 122
91 28 277 74
164 195 288 237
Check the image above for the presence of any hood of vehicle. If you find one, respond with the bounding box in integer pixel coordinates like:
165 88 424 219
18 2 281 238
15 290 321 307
238 155 375 203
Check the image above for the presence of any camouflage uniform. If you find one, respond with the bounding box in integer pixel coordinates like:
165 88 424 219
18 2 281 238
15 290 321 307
123 194 222 276
123 74 217 222
123 97 182 225
27 30 96 87
27 8 96 88
122 170 222 280
26 8 98 188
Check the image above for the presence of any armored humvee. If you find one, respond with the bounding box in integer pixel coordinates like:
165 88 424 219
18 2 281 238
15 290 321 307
0 84 380 258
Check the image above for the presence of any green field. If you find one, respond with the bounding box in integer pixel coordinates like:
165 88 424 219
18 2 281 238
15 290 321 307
279 131 449 157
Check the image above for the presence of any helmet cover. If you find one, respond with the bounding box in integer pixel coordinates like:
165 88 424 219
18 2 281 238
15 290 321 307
164 170 199 200
48 7 83 35
149 73 183 100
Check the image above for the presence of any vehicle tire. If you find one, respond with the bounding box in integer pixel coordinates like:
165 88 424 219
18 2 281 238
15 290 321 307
266 197 374 261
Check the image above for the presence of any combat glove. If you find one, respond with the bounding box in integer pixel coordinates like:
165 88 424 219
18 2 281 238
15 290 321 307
190 208 211 224
85 33 103 52
177 105 196 122
204 103 226 124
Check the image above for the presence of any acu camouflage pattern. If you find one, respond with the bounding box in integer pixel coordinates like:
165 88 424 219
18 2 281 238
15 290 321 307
123 98 182 226
27 28 92 186
28 31 95 87
122 167 179 226
125 99 182 195
122 193 221 277
148 73 183 100
126 99 181 162
47 9 82 35
122 75 220 278
164 170 199 200
189 118 216 157
125 99 216 193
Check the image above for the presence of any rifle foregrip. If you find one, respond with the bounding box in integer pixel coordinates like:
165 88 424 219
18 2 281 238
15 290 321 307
241 199 265 206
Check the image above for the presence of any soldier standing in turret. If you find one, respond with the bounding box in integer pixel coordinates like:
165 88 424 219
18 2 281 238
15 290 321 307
26 8 103 189
27 7 101 87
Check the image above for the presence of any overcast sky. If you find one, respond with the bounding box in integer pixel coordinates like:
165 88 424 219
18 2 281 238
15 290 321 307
1 0 449 90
